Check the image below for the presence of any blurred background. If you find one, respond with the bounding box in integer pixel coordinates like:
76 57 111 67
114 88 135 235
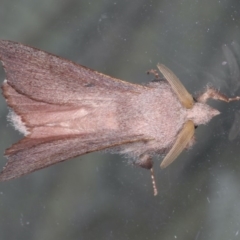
1 0 240 239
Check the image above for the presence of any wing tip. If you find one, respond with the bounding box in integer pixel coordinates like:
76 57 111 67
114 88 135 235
0 160 18 182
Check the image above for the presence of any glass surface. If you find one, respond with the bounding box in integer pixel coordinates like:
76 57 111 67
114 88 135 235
0 1 240 239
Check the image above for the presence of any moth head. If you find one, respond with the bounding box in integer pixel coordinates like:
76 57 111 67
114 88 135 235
187 102 220 126
156 64 229 126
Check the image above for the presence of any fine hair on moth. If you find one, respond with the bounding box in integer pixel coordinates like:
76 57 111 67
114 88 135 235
0 40 240 196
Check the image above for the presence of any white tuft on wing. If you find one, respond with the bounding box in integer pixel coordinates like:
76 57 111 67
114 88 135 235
7 110 29 136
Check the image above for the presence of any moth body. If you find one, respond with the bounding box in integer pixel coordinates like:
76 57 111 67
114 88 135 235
0 40 238 194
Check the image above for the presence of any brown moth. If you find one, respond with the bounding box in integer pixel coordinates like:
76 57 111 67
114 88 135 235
0 40 239 195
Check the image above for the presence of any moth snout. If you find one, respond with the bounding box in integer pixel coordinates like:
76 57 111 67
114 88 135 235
209 107 220 118
187 103 220 126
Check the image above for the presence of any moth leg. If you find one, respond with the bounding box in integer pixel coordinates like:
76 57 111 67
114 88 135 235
197 87 240 103
136 154 153 169
135 155 158 196
150 168 158 196
147 69 160 80
160 120 195 169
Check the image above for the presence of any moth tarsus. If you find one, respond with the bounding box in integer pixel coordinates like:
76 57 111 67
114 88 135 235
0 40 240 196
150 168 158 196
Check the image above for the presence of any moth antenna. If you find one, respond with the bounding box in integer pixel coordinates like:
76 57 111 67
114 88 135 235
157 64 194 109
150 168 158 196
197 87 240 103
160 120 195 169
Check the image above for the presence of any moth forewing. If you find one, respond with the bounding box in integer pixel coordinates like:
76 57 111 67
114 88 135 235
160 120 195 169
0 40 146 106
157 64 194 109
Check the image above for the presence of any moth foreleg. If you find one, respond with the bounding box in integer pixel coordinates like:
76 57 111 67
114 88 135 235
197 87 240 103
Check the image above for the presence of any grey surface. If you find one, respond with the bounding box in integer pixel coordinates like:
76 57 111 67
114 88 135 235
1 0 240 239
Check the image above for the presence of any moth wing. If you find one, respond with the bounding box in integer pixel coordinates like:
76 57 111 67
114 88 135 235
0 133 145 181
0 40 145 105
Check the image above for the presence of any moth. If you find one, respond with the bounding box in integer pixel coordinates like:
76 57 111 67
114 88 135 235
0 40 239 195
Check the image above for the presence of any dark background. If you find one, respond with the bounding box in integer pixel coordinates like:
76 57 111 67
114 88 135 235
1 0 240 239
